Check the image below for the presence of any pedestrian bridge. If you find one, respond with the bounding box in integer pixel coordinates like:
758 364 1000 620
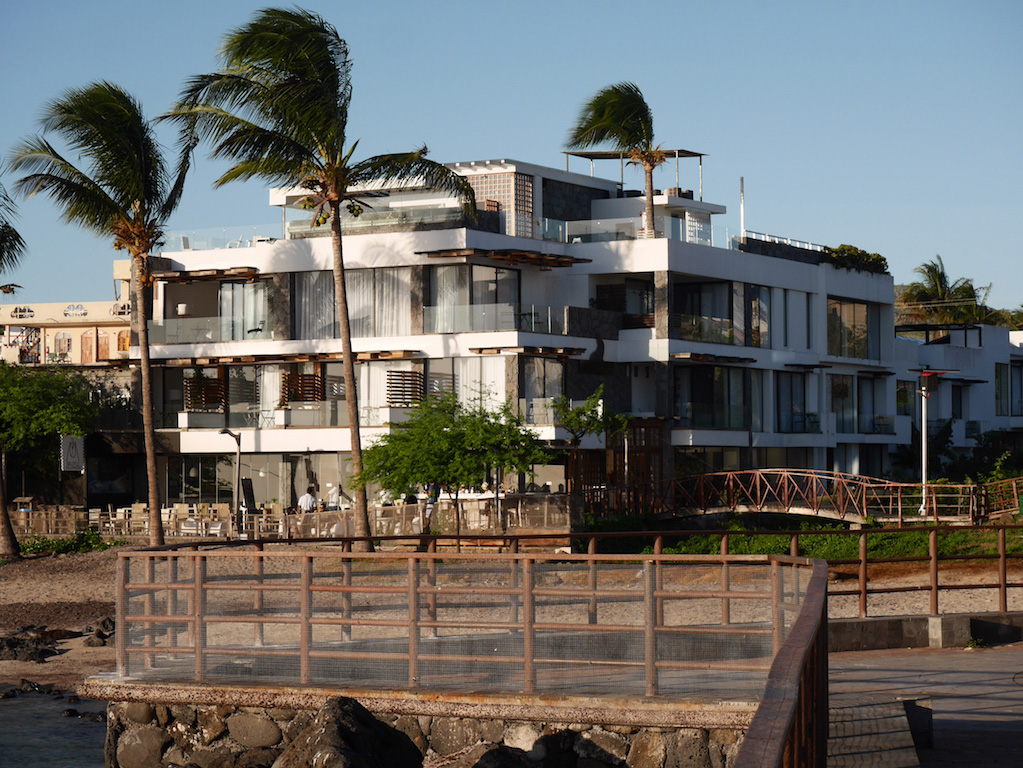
654 469 1023 525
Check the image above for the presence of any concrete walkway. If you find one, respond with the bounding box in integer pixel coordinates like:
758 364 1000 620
828 643 1023 767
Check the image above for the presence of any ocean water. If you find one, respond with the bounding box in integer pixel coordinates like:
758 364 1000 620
0 692 106 767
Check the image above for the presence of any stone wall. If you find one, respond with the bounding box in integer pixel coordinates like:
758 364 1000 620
106 697 745 768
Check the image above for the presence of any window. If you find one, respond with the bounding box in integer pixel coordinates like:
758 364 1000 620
996 363 1009 416
896 380 915 416
776 371 806 433
220 280 270 341
425 265 519 332
1011 362 1023 417
830 375 855 433
745 285 770 348
117 330 130 352
674 366 762 430
951 384 963 421
827 298 879 359
292 267 411 339
675 282 732 344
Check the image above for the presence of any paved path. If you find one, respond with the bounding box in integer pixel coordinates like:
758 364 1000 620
829 643 1023 767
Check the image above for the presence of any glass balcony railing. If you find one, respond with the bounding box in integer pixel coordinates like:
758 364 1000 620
423 304 566 334
286 207 500 238
672 313 734 344
149 317 273 345
161 225 281 252
542 216 713 245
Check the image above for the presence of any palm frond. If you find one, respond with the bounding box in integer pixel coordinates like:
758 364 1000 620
349 147 477 218
567 81 656 154
10 136 122 234
0 179 27 273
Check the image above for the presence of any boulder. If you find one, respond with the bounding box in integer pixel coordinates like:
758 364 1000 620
271 697 421 768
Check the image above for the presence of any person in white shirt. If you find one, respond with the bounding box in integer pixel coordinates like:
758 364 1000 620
298 487 316 513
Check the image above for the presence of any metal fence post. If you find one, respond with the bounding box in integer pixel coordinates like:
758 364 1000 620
254 543 265 647
858 532 868 618
194 554 206 683
644 560 657 696
721 536 731 625
116 555 129 677
522 557 535 693
408 557 420 689
999 526 1008 612
929 529 939 616
300 555 312 684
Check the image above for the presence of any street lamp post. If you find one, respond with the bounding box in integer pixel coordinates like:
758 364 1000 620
911 368 957 517
220 428 242 537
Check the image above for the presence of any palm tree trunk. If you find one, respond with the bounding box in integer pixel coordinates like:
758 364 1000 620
134 254 164 546
643 163 656 238
330 202 372 552
0 447 20 561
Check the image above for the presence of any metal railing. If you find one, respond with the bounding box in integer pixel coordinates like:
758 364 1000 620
662 469 998 523
114 545 819 704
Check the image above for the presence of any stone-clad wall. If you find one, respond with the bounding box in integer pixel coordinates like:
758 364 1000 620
107 698 745 768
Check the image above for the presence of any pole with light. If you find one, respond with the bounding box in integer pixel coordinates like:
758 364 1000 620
220 428 242 537
910 367 956 517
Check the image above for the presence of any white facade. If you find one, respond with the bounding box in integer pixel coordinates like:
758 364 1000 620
131 156 915 508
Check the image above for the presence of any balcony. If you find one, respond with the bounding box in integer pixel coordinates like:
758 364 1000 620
670 313 734 345
541 215 712 246
860 415 895 435
424 304 566 335
286 207 500 239
149 317 273 345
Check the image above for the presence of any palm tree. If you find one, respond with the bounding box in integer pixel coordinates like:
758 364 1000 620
0 176 26 558
567 82 666 237
10 82 194 547
165 7 476 550
0 173 26 294
898 256 980 325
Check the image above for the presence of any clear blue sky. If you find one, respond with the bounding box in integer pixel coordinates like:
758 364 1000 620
2 0 1020 307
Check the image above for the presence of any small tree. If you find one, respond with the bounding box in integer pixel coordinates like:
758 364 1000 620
0 363 97 560
552 385 629 500
358 393 548 536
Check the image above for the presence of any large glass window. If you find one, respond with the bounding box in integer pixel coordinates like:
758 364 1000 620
827 298 880 359
220 280 270 341
292 267 411 339
675 282 732 344
425 265 520 332
996 363 1009 416
674 366 761 430
1011 362 1023 417
830 374 855 433
745 284 770 348
776 371 806 433
896 380 915 417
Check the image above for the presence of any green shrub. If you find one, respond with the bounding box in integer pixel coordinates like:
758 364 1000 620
18 530 124 556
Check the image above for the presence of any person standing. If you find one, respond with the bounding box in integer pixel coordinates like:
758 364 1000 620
299 486 317 513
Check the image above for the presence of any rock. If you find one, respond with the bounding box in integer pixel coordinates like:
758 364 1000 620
185 746 235 767
123 702 156 724
473 745 535 768
198 708 229 745
61 708 80 717
116 726 172 768
665 729 710 768
431 717 483 756
271 697 421 768
227 712 282 749
0 638 57 661
627 732 666 768
66 694 81 704
504 723 541 754
392 714 428 755
708 730 742 768
236 748 282 768
575 729 628 764
84 634 107 647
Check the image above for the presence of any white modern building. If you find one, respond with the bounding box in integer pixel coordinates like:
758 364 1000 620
129 154 904 510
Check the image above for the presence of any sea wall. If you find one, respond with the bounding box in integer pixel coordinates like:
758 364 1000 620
105 696 745 768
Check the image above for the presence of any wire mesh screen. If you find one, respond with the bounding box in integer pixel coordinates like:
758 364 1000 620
119 549 811 701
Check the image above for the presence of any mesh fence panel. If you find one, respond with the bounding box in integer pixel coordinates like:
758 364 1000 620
120 548 811 701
